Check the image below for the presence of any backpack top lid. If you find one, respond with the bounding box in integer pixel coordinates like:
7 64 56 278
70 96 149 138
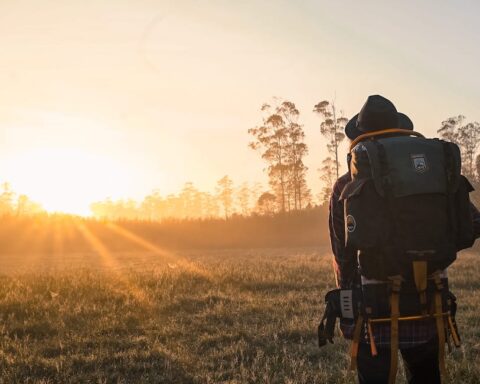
350 135 461 198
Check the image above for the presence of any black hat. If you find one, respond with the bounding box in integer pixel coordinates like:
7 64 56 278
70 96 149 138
344 97 414 140
344 114 360 140
357 95 398 133
397 112 413 130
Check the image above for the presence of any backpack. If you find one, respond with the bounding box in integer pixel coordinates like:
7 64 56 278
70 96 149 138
321 129 474 383
341 131 474 279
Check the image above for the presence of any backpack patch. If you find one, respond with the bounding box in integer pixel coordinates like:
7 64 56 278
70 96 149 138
346 215 356 232
411 154 428 173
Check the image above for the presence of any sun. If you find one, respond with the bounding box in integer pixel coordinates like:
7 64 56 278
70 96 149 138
4 147 127 216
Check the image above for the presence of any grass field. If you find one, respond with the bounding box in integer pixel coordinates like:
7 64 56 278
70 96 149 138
0 247 478 383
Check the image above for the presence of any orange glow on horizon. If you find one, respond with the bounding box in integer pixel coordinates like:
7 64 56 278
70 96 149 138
3 147 133 216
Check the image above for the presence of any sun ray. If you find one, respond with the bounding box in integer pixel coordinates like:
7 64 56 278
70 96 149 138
22 218 51 272
52 216 65 259
74 219 153 307
105 222 212 279
0 218 42 273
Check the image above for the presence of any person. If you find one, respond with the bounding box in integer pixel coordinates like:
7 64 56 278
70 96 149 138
328 95 480 384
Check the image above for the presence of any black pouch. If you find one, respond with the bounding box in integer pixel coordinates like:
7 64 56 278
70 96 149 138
341 178 389 249
318 290 340 347
318 289 360 347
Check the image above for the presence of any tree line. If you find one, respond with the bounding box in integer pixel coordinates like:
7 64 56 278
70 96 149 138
0 182 43 216
90 178 267 221
2 103 479 221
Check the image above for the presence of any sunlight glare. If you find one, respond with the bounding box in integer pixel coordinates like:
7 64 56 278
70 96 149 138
4 148 127 215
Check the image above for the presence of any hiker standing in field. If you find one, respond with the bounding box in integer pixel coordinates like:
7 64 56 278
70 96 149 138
320 95 480 384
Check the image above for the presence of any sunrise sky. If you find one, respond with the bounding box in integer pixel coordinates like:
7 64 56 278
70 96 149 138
0 0 478 214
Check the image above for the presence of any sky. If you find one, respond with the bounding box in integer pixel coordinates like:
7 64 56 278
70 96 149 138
0 0 478 214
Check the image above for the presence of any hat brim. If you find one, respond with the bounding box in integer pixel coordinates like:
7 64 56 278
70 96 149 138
398 112 414 131
345 112 413 140
345 114 360 140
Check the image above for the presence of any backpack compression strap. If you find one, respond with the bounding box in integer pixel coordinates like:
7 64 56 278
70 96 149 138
388 277 402 384
412 259 429 314
433 272 447 378
349 129 425 151
350 315 364 370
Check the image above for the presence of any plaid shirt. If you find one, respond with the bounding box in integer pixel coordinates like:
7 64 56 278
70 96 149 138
329 171 480 348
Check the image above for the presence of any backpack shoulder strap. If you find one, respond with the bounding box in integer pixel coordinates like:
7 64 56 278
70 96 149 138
361 140 387 197
349 129 424 151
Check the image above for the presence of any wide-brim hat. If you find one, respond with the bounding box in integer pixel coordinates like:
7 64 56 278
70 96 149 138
357 95 398 133
345 96 414 140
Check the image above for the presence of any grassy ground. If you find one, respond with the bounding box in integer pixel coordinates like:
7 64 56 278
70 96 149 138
0 247 477 383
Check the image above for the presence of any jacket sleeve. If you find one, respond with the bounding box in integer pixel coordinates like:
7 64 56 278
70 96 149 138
328 177 357 288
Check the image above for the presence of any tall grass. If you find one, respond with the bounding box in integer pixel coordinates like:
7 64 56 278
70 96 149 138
0 248 477 383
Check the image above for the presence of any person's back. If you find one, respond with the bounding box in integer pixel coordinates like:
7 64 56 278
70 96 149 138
321 95 480 384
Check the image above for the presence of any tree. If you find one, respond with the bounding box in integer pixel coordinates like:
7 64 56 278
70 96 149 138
0 182 15 215
257 191 277 215
294 175 312 209
249 102 289 212
141 190 163 220
458 122 480 181
250 182 263 214
249 99 309 212
313 100 348 180
237 182 251 216
437 115 463 144
202 192 220 218
280 101 309 210
16 194 43 216
216 175 234 219
438 116 480 181
180 182 201 218
318 157 337 205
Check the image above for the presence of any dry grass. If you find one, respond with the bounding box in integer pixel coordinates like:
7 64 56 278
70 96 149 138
0 247 477 383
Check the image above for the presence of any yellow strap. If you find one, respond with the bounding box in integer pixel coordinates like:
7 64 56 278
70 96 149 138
350 315 364 371
388 278 401 384
448 315 461 348
413 261 428 314
413 261 428 292
367 320 378 356
446 327 452 354
434 274 447 379
369 312 449 323
349 129 424 151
